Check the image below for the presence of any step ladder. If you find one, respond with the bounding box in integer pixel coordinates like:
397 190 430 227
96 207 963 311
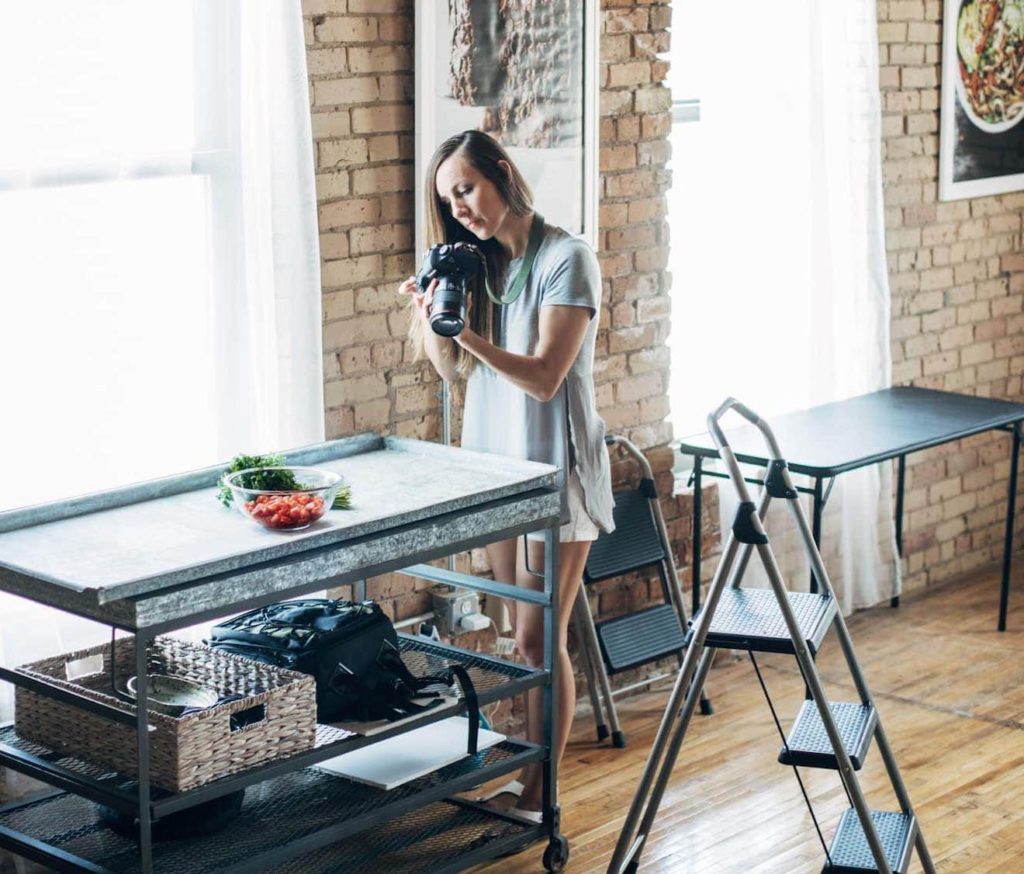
572 435 711 749
608 399 935 874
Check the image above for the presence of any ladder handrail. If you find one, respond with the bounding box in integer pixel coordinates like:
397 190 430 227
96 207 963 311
707 397 784 504
604 433 654 479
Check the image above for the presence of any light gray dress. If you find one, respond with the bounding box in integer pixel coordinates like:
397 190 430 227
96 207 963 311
461 219 615 533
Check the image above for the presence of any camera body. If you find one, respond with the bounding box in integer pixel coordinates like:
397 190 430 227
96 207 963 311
415 242 484 337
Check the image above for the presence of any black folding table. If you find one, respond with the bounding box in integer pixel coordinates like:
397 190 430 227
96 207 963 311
679 387 1024 630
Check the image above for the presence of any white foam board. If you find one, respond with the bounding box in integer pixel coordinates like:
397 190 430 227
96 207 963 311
316 716 506 790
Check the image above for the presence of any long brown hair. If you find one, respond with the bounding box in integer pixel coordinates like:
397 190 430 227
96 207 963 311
410 130 534 376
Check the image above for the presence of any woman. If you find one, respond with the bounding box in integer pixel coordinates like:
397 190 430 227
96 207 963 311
399 130 614 824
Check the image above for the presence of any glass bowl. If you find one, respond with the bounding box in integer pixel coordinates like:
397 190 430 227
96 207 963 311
222 466 343 531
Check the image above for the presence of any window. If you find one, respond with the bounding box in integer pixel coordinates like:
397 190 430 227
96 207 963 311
0 1 325 727
0 2 324 505
0 4 236 509
665 7 823 440
663 4 899 615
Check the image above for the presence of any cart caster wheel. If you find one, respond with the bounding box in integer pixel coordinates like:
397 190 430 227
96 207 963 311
612 730 626 748
543 835 570 872
699 697 713 716
596 723 609 742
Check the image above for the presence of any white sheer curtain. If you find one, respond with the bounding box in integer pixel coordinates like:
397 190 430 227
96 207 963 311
670 0 899 612
0 1 322 724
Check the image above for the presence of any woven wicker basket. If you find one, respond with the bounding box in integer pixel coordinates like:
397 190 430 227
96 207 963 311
14 636 316 793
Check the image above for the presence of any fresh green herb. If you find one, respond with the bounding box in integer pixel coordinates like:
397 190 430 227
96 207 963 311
332 483 353 510
218 453 352 510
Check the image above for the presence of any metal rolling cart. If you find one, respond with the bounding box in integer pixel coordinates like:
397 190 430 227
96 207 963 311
0 434 571 873
610 399 935 874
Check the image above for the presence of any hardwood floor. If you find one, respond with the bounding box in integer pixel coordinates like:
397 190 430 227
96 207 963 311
1 567 1019 872
472 566 1024 873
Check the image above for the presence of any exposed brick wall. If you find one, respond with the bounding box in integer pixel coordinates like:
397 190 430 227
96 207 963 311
595 0 713 622
878 1 1024 592
305 0 418 440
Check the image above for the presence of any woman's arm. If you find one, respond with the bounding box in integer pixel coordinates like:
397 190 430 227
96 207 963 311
455 304 592 402
399 276 460 382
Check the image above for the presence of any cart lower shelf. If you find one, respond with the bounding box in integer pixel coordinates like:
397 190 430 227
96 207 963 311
0 741 545 873
1 791 540 874
271 800 540 874
0 634 546 817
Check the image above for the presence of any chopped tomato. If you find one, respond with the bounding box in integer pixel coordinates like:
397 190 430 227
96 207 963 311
242 491 328 529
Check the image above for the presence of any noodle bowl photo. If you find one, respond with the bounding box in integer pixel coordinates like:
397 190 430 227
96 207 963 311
955 0 1024 132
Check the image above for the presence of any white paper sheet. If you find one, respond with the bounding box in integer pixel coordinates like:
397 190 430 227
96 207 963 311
316 716 506 790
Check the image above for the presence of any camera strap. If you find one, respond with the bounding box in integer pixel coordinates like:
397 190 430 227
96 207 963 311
485 212 545 307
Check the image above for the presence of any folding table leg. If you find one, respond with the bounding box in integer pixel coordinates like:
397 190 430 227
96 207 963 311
810 476 823 594
892 454 906 608
998 424 1021 632
691 455 703 616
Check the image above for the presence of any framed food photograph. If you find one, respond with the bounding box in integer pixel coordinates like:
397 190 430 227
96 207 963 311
939 0 1024 200
414 0 599 253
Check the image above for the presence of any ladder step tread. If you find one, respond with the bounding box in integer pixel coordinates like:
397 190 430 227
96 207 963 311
584 490 665 582
822 809 916 874
779 700 877 770
691 588 837 655
596 603 686 673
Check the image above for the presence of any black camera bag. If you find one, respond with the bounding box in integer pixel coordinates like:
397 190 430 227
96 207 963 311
208 599 479 752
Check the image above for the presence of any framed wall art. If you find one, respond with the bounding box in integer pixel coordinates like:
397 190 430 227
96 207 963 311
414 0 599 253
939 0 1024 200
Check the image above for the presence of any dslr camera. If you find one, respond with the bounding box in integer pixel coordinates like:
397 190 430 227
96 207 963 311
415 242 484 337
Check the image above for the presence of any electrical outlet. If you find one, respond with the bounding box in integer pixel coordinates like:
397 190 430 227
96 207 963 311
430 586 482 636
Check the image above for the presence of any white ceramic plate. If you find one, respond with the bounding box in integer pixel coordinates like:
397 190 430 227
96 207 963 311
125 674 219 714
954 0 1024 134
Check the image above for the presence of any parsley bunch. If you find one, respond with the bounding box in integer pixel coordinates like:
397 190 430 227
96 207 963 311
218 453 352 509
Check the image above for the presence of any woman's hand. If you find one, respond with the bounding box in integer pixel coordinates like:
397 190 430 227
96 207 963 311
398 275 438 324
399 275 460 381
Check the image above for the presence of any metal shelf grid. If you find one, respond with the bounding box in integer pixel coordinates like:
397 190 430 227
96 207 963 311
0 725 135 793
398 635 541 704
269 801 534 874
0 742 539 874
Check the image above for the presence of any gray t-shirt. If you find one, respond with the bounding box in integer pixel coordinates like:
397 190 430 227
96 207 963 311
461 219 615 533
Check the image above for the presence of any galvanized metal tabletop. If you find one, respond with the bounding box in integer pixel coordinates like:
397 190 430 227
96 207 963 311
0 434 560 630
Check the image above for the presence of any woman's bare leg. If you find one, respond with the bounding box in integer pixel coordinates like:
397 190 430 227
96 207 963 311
513 537 591 812
484 538 519 630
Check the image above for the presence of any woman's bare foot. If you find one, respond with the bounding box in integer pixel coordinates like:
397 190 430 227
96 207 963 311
475 777 524 811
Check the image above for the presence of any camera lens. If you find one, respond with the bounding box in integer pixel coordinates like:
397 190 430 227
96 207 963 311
429 277 466 337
